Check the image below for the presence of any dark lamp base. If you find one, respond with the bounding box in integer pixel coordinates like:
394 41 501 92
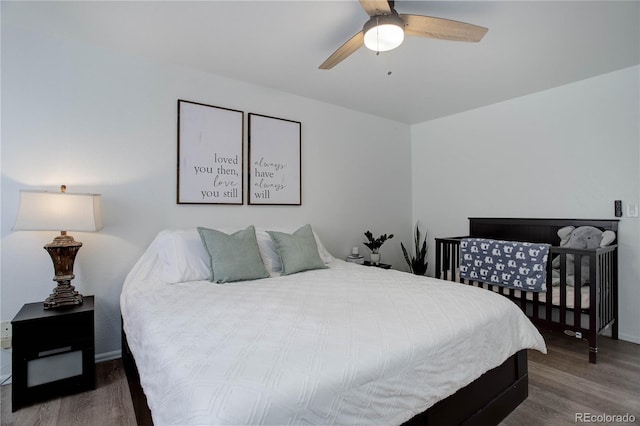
44 282 83 310
44 233 84 310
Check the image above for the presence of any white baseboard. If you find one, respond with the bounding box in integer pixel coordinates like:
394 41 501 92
95 349 122 363
619 333 640 345
0 374 11 386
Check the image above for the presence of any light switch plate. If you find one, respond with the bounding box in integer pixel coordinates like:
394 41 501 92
627 203 639 218
0 321 10 339
1 321 11 349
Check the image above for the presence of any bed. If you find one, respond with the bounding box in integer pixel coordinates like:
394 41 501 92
435 218 618 364
120 226 546 425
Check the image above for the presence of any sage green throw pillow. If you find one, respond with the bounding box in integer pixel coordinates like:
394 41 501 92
267 225 328 275
197 226 270 283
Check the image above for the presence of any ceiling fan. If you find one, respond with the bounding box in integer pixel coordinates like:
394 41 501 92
319 0 488 70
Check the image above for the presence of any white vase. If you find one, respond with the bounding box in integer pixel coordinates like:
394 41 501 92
370 253 381 265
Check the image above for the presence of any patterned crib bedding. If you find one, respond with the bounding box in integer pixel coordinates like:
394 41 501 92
459 238 550 292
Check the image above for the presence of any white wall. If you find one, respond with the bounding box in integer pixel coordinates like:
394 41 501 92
412 66 640 344
0 25 413 376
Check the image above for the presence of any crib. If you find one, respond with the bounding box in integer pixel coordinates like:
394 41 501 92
435 218 619 363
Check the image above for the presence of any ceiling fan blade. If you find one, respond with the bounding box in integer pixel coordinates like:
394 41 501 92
359 0 392 16
401 14 488 42
319 31 364 70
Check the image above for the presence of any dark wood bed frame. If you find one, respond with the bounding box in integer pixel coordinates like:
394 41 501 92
435 218 619 364
122 325 529 426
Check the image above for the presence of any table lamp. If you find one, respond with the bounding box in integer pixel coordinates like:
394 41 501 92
13 185 103 309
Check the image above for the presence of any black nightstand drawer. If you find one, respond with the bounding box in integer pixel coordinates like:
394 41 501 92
14 312 94 355
13 312 94 354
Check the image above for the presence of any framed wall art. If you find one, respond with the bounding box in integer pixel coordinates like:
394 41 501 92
248 113 301 205
177 99 243 204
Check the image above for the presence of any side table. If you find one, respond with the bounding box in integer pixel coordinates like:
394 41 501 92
362 261 392 269
11 296 95 411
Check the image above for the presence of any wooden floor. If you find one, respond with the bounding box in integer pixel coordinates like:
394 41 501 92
1 360 136 426
502 331 640 426
1 330 638 425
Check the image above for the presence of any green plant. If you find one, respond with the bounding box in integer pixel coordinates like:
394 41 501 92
401 223 428 275
363 231 394 253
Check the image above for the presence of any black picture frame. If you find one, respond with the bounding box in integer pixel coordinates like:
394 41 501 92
248 113 301 205
177 99 244 204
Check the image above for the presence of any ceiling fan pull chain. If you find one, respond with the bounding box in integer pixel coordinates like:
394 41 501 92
375 16 380 53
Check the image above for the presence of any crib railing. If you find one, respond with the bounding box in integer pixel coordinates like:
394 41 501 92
434 237 618 336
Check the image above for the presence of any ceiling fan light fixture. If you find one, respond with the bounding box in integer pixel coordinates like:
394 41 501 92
363 14 405 52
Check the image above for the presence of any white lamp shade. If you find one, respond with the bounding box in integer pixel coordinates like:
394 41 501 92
13 190 103 232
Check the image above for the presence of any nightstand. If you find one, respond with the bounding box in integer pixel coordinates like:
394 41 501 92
362 261 392 269
11 296 95 411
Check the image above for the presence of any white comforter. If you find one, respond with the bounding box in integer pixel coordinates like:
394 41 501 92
121 241 546 425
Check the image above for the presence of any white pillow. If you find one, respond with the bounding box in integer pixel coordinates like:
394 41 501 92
255 230 282 272
156 229 211 283
314 233 335 263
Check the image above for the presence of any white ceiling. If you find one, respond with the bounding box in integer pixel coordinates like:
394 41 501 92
5 1 639 124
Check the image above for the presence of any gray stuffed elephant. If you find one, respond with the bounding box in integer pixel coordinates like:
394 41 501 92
552 226 616 286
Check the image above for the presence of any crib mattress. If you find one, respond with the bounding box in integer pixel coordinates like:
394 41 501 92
486 284 590 309
445 270 590 309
